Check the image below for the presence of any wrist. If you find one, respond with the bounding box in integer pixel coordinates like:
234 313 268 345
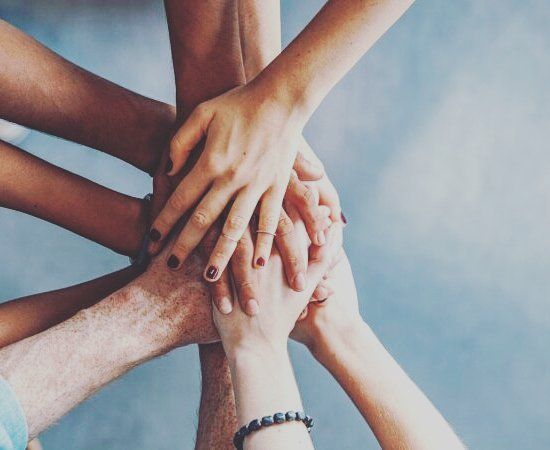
226 340 288 370
309 319 373 365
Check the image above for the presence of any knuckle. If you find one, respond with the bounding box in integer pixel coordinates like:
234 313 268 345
277 215 294 234
168 191 186 212
260 213 279 232
203 154 223 176
171 240 189 256
190 209 209 228
235 280 254 291
226 214 246 233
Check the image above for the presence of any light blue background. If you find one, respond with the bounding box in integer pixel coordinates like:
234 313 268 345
1 1 549 448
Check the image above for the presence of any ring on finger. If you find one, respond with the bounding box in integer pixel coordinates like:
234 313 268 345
256 230 276 237
221 232 240 243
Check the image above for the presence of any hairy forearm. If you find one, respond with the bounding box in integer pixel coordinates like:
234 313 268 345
0 284 155 439
254 0 414 119
195 344 236 450
0 19 175 174
313 322 464 450
0 265 142 348
0 140 148 256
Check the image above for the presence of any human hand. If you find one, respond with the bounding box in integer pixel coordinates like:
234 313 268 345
291 252 363 354
213 222 343 359
147 82 311 282
129 231 218 351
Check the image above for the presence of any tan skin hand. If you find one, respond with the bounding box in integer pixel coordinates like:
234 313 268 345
147 83 308 283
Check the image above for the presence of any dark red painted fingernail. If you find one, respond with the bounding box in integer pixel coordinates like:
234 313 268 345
317 298 327 304
164 158 173 174
341 212 348 224
149 228 161 241
206 265 218 279
167 255 180 269
256 257 265 267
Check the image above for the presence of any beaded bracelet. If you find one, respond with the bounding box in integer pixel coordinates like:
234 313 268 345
129 193 153 267
233 410 314 450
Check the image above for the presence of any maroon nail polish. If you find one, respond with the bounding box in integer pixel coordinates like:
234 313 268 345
149 228 161 242
317 298 327 304
341 212 348 224
206 265 218 279
257 257 265 267
167 255 180 269
164 158 173 174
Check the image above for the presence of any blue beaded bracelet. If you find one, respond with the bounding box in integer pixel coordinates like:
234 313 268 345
233 410 314 450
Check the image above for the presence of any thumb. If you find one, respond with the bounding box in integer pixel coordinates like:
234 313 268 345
169 104 213 175
293 151 325 181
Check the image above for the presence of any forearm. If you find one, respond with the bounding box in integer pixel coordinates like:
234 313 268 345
0 140 148 256
253 0 414 119
229 347 313 450
238 0 281 80
195 343 236 450
164 0 246 120
0 19 175 174
313 321 464 450
0 265 142 348
0 284 157 439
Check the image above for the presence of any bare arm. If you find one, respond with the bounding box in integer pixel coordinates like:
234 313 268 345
0 19 175 175
0 241 217 441
194 344 236 450
0 265 142 348
0 139 148 256
293 255 465 450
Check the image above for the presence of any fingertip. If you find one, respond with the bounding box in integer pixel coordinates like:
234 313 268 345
293 272 306 291
245 299 260 316
217 296 233 315
204 265 220 282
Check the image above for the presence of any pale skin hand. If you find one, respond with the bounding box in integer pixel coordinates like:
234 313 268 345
150 0 412 281
214 222 343 450
292 254 466 450
0 235 217 441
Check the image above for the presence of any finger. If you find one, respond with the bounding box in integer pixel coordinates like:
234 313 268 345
148 166 211 255
166 184 232 270
204 188 259 282
169 103 214 175
210 268 234 315
275 209 307 292
230 228 260 316
318 176 344 224
302 223 344 292
298 306 309 321
293 151 324 181
254 185 285 268
286 173 329 246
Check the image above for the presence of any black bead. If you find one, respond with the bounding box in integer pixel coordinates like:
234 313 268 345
238 425 248 437
248 419 262 432
273 412 286 424
305 416 314 428
286 411 297 421
296 411 306 421
261 416 275 427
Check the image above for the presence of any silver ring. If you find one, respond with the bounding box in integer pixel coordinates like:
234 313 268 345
221 232 239 243
256 230 276 237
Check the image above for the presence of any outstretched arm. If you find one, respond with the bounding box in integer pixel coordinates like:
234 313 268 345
293 254 465 450
0 139 148 256
0 239 217 442
0 264 142 348
0 19 175 175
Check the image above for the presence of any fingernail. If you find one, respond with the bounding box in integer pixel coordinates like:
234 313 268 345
218 296 233 315
246 299 260 316
149 228 161 242
294 272 306 291
164 158 173 174
317 230 326 246
206 265 218 280
317 298 327 304
341 212 348 224
167 255 180 269
256 257 265 267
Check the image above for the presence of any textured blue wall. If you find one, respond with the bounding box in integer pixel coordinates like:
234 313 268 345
1 1 549 448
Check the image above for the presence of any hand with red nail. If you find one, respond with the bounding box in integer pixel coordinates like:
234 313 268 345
146 83 311 281
213 222 343 359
